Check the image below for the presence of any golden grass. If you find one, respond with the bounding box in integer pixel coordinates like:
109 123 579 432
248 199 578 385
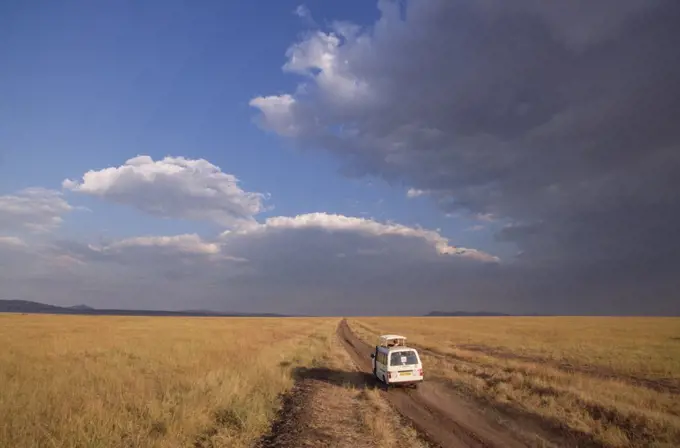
0 313 338 448
355 387 425 448
349 317 680 448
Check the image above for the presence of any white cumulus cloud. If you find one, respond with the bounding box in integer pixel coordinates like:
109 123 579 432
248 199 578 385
226 212 499 262
249 95 300 137
63 155 266 228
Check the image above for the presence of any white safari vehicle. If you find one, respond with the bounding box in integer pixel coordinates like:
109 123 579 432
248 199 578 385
370 334 423 388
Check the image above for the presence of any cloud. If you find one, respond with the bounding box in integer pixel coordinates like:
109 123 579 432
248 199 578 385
466 225 484 232
4 0 679 316
250 0 680 312
249 95 300 137
48 234 246 269
0 188 74 233
475 213 495 222
225 212 499 261
3 205 675 314
293 4 315 24
406 188 426 198
63 155 266 228
0 236 27 248
0 212 499 314
97 234 222 256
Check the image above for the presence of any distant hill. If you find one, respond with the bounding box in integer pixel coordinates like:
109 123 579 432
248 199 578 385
0 300 65 313
70 304 94 311
425 310 511 317
0 300 289 317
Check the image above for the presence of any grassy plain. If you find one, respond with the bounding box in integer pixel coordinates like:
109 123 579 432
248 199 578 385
0 314 338 448
350 317 680 447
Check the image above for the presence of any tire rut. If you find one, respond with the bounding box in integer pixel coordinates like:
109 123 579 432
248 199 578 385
337 319 530 448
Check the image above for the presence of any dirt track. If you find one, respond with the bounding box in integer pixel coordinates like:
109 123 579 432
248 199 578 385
337 319 531 448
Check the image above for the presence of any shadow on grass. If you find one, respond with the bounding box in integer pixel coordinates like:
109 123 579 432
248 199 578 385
292 366 379 389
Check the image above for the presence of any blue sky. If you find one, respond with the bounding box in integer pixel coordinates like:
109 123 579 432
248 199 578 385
1 0 676 315
0 0 503 252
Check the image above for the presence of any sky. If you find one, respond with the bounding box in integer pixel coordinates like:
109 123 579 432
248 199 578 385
1 0 679 316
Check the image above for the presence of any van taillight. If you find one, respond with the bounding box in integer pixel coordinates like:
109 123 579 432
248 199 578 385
418 368 423 376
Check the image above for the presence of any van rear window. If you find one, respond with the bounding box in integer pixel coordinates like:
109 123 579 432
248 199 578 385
389 350 418 366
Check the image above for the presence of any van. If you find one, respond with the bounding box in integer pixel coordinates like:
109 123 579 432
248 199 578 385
370 334 423 387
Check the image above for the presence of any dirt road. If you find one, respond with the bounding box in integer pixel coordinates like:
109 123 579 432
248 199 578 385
337 319 531 448
257 324 427 448
259 320 546 448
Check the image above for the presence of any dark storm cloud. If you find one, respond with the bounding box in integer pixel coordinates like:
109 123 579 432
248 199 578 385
251 0 680 313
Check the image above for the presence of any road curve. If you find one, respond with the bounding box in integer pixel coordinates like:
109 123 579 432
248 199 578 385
337 319 529 448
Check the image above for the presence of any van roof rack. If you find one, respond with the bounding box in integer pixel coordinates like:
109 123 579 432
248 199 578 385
379 334 407 347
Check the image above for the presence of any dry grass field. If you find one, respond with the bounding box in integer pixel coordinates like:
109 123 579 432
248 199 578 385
0 314 338 448
4 313 678 448
349 317 680 447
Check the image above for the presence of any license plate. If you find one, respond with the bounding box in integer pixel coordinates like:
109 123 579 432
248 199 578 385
399 371 412 376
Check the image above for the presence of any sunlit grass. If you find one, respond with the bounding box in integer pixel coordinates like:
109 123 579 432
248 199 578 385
353 317 680 380
350 317 680 447
0 314 337 448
